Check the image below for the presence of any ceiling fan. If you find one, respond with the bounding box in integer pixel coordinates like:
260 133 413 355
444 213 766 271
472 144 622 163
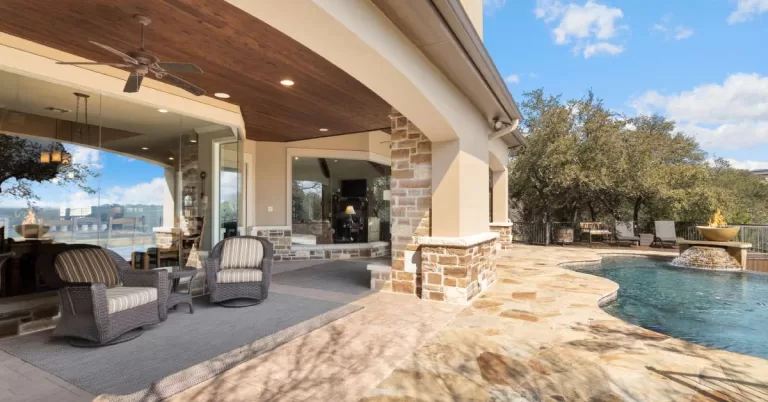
56 14 205 96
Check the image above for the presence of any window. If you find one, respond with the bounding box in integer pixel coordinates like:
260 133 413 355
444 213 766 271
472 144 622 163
291 157 390 245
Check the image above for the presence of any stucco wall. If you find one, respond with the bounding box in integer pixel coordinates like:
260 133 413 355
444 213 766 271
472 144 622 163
251 130 390 227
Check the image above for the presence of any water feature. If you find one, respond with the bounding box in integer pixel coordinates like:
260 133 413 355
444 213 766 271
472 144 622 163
671 246 742 270
578 257 768 359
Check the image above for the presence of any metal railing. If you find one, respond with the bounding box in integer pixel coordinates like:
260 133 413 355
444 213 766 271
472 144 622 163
511 220 768 252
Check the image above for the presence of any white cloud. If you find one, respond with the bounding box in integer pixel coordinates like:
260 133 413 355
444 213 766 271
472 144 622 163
630 73 768 150
674 26 694 40
583 42 624 58
728 0 768 24
68 145 103 169
709 158 768 171
535 0 626 58
484 0 507 15
1 177 168 209
651 14 694 40
505 74 521 84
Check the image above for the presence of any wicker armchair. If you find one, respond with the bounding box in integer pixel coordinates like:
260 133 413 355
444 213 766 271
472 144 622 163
207 236 273 307
40 246 168 347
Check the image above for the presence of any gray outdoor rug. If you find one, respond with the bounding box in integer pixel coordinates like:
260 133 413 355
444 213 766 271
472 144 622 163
272 260 371 294
0 293 362 401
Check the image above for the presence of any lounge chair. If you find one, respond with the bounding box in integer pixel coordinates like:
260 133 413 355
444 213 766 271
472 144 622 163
40 245 168 347
654 220 677 248
615 221 640 246
207 236 273 307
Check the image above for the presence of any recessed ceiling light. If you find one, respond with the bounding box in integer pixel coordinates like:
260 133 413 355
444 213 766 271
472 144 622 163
334 160 338 163
280 79 295 87
294 156 299 160
214 92 230 99
190 139 198 143
319 128 328 132
141 147 149 150
157 109 168 113
168 156 174 160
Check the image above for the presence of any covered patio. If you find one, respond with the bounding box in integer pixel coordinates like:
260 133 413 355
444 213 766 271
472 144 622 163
0 258 462 401
0 0 524 400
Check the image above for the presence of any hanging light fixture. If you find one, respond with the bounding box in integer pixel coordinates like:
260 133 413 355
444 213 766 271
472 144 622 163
41 93 89 164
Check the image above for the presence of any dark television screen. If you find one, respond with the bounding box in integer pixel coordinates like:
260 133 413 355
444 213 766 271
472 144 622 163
340 179 366 198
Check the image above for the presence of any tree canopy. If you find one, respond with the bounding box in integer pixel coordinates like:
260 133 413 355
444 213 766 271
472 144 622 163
509 89 768 227
0 134 96 205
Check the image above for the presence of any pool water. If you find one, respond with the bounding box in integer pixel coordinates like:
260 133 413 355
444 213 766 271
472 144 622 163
578 257 768 359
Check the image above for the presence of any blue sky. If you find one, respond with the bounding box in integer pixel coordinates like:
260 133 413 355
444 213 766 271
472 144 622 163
0 144 167 210
484 0 768 169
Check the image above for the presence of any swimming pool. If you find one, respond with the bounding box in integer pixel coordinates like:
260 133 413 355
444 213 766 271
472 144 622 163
577 257 768 359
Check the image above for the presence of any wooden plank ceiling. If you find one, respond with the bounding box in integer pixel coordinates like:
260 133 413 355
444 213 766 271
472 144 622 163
0 0 391 142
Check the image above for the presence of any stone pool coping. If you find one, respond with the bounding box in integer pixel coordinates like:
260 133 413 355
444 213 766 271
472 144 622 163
364 245 768 401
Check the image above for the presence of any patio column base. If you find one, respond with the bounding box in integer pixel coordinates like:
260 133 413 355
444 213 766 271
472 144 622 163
490 223 513 250
417 232 499 303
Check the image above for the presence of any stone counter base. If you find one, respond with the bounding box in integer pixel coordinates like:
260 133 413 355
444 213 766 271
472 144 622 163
420 238 497 303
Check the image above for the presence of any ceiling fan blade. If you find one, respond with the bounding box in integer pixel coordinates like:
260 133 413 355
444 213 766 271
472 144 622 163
57 61 134 67
161 73 205 96
89 41 138 65
154 62 203 73
124 72 143 93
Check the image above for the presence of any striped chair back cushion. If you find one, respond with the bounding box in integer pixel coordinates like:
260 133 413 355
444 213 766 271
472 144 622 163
55 248 121 288
220 238 264 270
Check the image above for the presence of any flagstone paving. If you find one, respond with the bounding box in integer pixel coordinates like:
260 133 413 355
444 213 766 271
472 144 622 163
364 246 768 402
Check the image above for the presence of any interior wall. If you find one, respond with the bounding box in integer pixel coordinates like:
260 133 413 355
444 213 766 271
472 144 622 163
252 130 390 227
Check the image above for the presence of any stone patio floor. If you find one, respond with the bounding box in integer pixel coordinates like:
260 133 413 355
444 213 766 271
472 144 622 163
4 247 768 401
364 245 768 401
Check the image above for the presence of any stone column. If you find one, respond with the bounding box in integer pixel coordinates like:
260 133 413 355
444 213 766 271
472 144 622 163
389 109 432 296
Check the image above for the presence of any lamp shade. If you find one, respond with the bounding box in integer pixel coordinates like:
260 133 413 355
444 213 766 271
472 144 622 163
344 205 356 215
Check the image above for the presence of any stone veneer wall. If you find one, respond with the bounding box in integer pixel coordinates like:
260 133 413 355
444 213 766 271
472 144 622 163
420 236 498 303
252 227 390 261
389 109 432 296
490 223 513 250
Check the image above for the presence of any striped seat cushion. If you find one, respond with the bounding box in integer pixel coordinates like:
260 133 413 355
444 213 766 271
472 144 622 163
217 269 263 284
55 248 121 288
105 287 157 314
220 238 264 270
